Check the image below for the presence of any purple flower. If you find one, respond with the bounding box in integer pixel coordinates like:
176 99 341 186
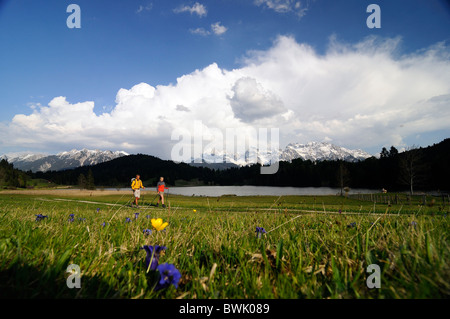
125 217 131 223
146 215 151 219
35 214 47 222
255 227 267 238
410 221 418 228
69 214 75 218
255 227 267 233
96 208 100 213
134 213 140 219
143 229 152 235
154 263 181 291
339 209 342 214
78 217 86 222
347 222 356 228
101 222 109 227
141 245 166 272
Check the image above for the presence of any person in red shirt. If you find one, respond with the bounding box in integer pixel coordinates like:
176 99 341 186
156 177 169 208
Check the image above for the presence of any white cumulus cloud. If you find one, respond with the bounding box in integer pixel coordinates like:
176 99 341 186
174 2 207 17
1 36 450 159
189 22 228 36
254 0 310 17
229 77 286 122
211 22 227 35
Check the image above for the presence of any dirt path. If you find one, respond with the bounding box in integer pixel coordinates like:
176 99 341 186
33 197 179 210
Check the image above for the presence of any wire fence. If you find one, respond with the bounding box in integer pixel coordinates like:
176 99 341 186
347 192 450 206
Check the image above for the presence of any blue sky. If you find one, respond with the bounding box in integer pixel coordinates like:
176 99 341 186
0 0 449 159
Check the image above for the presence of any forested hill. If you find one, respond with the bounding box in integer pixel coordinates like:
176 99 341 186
33 154 215 188
0 159 29 188
29 138 450 192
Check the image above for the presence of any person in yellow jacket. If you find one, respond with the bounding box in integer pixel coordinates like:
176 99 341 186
131 174 145 207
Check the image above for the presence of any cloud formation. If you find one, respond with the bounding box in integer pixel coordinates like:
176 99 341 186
189 27 210 36
1 36 449 159
136 3 153 14
229 77 286 122
254 0 310 17
174 2 207 17
211 22 227 35
189 22 228 36
176 105 190 112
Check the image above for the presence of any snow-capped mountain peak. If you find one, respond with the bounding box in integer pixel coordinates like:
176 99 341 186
1 149 129 172
0 152 48 163
192 141 372 166
2 143 372 172
281 142 372 163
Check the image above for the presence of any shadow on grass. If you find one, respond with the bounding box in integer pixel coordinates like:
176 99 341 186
0 262 119 298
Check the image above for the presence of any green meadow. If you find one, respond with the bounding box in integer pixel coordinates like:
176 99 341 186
0 192 448 298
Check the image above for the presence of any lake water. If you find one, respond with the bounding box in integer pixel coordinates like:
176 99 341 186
110 186 379 197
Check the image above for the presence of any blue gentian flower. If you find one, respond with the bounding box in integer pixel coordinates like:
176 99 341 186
78 218 86 222
410 221 418 228
96 208 100 213
154 263 181 291
69 214 75 218
141 245 166 272
134 212 140 219
255 227 267 238
146 215 151 219
125 217 131 223
347 222 356 228
101 222 109 227
35 214 47 222
143 229 152 235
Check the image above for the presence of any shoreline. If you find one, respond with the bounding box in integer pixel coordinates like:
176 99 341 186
0 187 443 197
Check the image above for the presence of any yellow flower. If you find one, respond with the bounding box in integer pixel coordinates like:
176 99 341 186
151 218 168 231
193 209 197 213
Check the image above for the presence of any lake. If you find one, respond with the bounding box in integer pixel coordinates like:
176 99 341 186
114 186 379 197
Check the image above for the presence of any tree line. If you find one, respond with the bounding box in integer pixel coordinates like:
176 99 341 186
0 159 30 188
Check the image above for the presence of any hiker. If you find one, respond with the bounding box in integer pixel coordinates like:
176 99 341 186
131 174 145 207
156 176 169 208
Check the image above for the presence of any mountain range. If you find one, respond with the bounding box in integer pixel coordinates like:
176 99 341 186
1 142 372 173
193 141 372 167
280 142 372 163
10 138 449 191
1 149 128 172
